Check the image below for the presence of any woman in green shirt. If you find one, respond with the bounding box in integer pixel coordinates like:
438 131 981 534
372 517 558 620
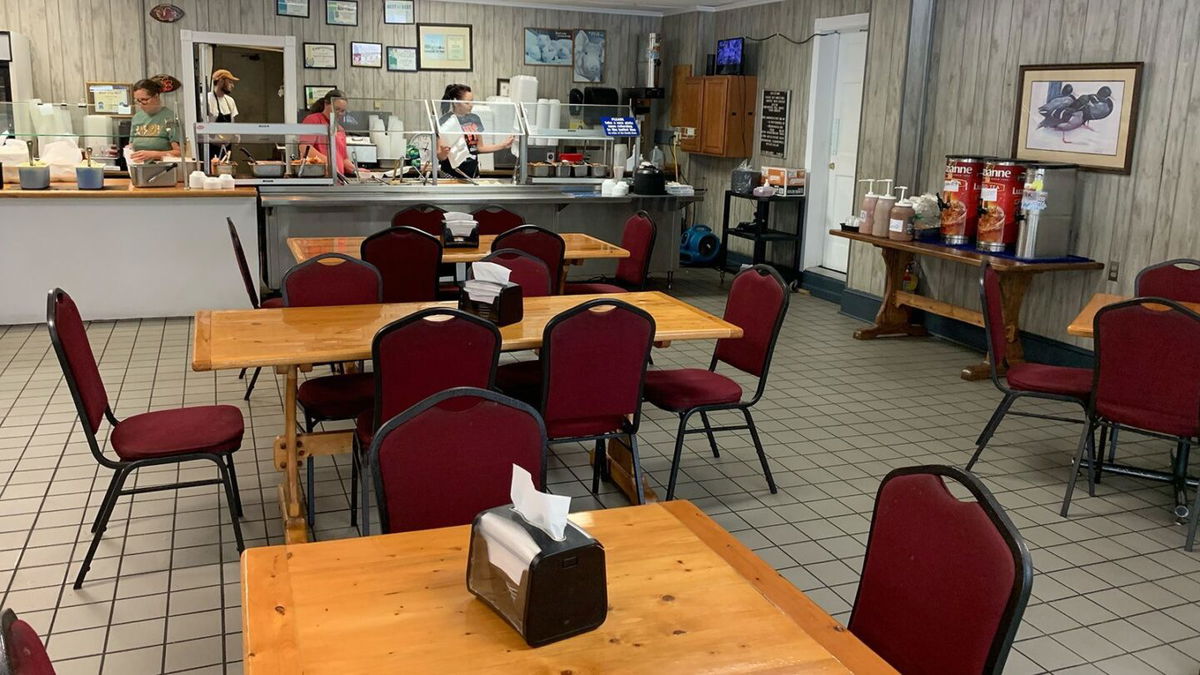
128 78 180 162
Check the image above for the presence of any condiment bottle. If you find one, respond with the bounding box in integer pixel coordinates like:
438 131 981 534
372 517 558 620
872 179 895 237
888 186 916 241
858 179 877 231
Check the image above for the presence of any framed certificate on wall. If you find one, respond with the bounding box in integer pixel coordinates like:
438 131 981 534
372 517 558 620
417 23 472 72
384 0 415 24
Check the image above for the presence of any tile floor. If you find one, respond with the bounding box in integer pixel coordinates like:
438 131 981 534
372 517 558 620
1 268 1199 674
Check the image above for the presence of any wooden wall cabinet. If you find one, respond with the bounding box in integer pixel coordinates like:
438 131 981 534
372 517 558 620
673 75 757 158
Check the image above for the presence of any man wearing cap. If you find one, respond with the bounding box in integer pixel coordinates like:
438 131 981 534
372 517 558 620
206 69 240 162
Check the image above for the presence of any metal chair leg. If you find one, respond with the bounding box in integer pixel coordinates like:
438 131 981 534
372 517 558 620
591 438 605 495
213 457 245 553
224 454 243 517
627 434 646 504
967 394 1015 470
1107 423 1120 463
75 467 130 589
1061 420 1096 517
350 451 359 528
1173 440 1191 524
90 471 123 533
307 458 317 530
1186 478 1200 552
359 463 371 536
1095 423 1109 484
238 368 247 380
665 412 694 501
243 367 262 401
742 408 777 494
699 411 721 458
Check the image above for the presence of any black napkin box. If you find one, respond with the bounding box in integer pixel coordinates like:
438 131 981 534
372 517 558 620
442 222 480 248
458 283 523 327
466 506 607 647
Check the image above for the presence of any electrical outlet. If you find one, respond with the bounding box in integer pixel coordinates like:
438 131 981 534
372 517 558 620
373 101 383 110
1108 261 1120 282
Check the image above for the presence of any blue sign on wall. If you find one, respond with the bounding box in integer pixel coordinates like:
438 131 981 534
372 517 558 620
600 117 641 137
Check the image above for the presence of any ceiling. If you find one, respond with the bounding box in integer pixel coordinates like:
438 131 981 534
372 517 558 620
430 0 778 17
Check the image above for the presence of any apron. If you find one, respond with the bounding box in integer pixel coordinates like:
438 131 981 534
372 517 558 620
208 95 234 161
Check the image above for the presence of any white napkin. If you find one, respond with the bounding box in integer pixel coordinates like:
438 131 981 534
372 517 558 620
479 510 539 584
443 211 472 221
510 465 571 541
464 262 512 302
447 220 477 238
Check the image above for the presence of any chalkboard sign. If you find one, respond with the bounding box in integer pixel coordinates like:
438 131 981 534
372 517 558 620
601 117 641 137
759 89 790 158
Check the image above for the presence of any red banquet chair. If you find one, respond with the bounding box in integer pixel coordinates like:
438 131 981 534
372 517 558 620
1060 297 1200 551
227 217 281 400
492 225 566 294
849 465 1032 675
367 387 547 534
0 608 56 675
642 265 789 500
965 265 1094 471
360 226 443 303
353 309 501 532
476 249 553 298
47 289 244 588
472 205 524 236
282 253 382 528
565 211 657 294
391 203 446 236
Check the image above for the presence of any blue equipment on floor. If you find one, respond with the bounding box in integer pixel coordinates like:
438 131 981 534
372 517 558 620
680 224 721 266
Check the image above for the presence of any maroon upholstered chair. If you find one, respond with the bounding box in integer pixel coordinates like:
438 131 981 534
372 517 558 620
391 203 446 236
367 387 546 534
472 205 524 236
0 609 55 675
283 254 382 528
850 465 1032 675
47 289 244 588
1060 297 1200 550
565 211 657 294
360 226 443 303
477 249 552 298
492 225 566 293
1135 259 1200 302
965 265 1094 470
353 309 501 532
227 218 281 400
642 265 787 500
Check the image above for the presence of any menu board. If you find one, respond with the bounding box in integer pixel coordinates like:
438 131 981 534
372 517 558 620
759 89 790 158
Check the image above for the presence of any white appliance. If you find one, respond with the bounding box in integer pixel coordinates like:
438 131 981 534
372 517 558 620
0 32 36 136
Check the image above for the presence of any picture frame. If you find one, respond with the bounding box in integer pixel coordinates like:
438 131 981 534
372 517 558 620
572 29 605 83
383 0 415 24
325 0 358 26
387 46 417 72
1012 62 1144 174
276 0 309 18
303 42 337 70
304 85 337 109
85 82 134 116
351 41 383 68
524 28 573 67
417 23 473 72
496 78 510 97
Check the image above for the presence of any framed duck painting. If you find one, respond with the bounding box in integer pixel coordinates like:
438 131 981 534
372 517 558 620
1012 62 1143 173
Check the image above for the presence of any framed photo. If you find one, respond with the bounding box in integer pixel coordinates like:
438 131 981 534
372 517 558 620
276 0 309 17
351 41 383 68
496 78 510 97
325 0 358 26
572 29 605 83
524 28 573 66
417 23 472 71
303 42 337 69
383 0 414 24
387 46 417 72
1012 62 1144 173
86 82 133 116
304 85 337 109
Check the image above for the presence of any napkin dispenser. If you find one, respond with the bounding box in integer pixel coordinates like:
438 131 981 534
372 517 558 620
458 282 523 326
466 505 607 647
442 221 480 248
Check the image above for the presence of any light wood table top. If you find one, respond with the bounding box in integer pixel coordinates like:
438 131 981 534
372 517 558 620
288 232 630 265
241 500 894 674
831 230 1105 273
1067 293 1200 337
192 291 740 371
0 178 257 199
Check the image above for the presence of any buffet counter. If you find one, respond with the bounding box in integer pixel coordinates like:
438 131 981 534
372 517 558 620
1 180 259 324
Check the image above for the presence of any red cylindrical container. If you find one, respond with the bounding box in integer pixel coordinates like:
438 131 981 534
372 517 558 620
976 160 1029 252
940 156 986 245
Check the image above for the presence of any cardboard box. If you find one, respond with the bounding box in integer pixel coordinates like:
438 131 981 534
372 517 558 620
761 167 805 196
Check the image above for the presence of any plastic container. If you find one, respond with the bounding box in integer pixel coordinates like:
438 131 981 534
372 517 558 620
203 176 221 190
18 165 50 190
188 170 207 189
858 179 878 232
871 179 895 237
888 187 916 241
218 174 236 190
75 166 105 190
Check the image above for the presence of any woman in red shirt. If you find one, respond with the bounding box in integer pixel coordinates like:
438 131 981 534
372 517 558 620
300 89 356 175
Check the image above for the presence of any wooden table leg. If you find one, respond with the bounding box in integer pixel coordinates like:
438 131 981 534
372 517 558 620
854 247 928 340
960 270 1032 381
277 365 308 544
559 259 579 294
591 434 658 505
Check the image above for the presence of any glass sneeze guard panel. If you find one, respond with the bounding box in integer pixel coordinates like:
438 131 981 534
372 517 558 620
0 100 181 162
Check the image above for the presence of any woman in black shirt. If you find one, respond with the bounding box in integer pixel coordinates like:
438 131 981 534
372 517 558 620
436 83 514 178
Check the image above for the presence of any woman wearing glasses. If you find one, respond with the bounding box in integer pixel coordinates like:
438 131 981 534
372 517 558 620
128 78 181 162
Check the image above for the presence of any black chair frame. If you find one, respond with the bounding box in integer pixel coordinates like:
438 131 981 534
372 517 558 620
849 464 1033 675
492 225 567 293
47 290 244 589
366 387 548 534
661 265 788 501
360 225 444 303
1060 298 1200 550
227 217 279 400
574 210 658 290
351 309 502 533
536 299 656 504
966 265 1092 471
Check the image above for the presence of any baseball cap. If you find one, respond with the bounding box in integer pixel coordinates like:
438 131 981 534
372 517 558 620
212 69 240 82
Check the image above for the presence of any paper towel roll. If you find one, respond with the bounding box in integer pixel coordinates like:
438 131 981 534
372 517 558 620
547 99 562 132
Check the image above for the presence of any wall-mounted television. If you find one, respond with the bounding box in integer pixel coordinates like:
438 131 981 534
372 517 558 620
715 37 744 75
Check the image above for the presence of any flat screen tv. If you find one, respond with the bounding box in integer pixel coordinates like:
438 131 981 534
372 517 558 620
715 37 744 75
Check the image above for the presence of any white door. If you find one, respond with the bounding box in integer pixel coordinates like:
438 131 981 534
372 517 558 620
820 31 868 273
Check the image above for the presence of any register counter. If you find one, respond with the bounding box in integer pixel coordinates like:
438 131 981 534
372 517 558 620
1 180 259 324
259 184 701 289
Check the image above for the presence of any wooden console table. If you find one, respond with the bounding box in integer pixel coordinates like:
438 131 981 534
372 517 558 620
832 230 1104 380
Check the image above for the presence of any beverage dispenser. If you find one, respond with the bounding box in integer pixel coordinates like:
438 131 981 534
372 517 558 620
1015 163 1078 259
939 155 987 245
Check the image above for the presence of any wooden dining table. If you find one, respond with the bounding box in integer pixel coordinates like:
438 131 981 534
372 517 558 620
241 500 896 674
192 292 742 544
1067 292 1200 337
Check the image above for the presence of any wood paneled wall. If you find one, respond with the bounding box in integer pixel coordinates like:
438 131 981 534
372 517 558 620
846 0 1200 347
0 0 658 109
